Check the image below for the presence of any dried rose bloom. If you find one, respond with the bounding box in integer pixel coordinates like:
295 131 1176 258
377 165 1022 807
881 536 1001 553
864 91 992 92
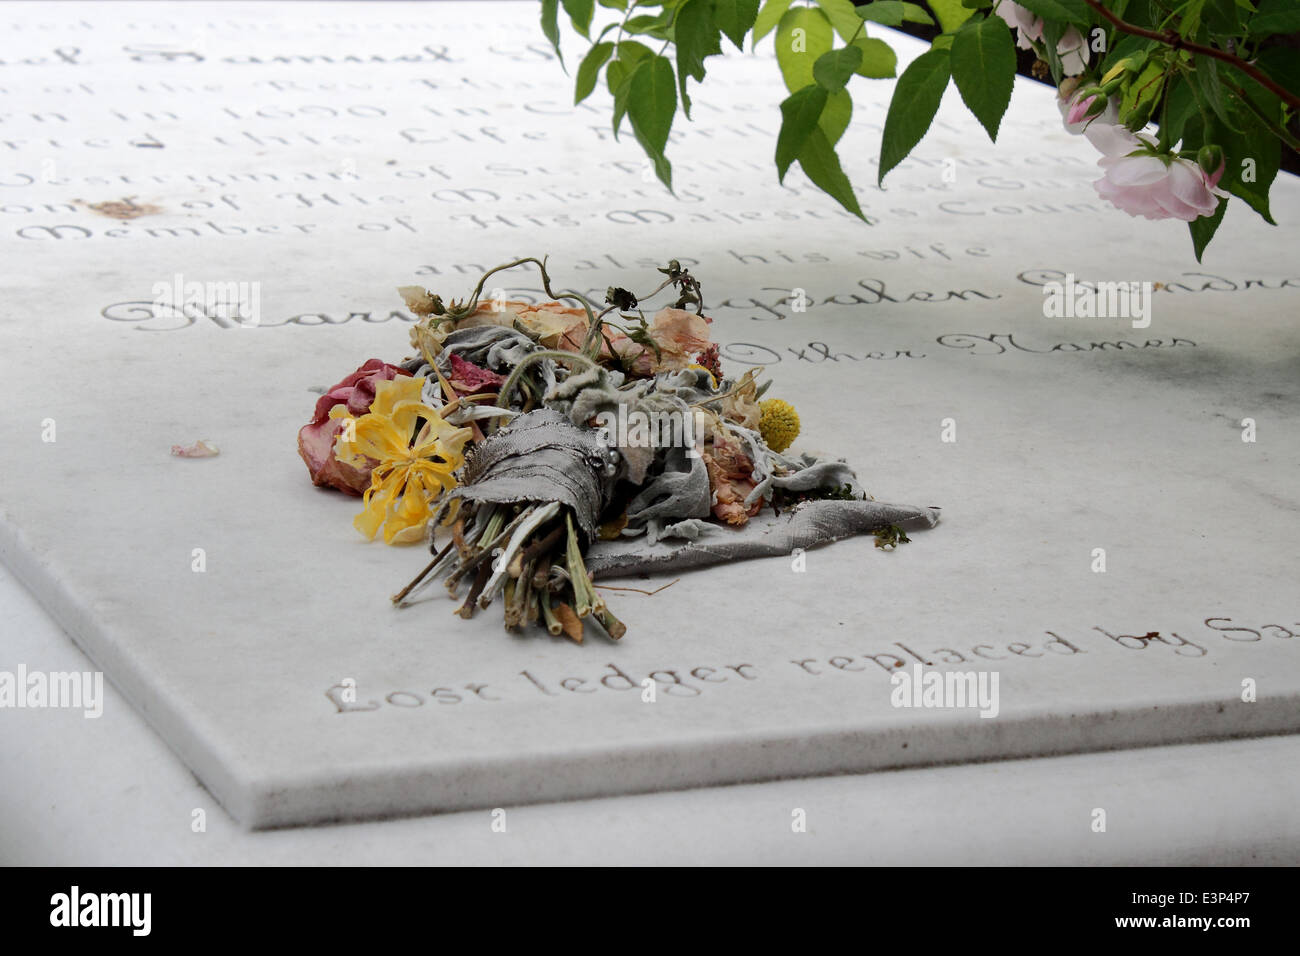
298 359 410 495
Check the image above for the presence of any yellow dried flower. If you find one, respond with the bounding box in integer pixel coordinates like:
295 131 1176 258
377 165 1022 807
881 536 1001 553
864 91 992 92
758 398 800 453
330 376 471 545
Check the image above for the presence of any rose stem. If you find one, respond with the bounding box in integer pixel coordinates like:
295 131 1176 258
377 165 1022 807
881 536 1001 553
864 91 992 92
457 561 492 619
392 536 459 604
524 568 541 626
510 558 535 629
451 514 469 559
464 504 493 547
477 508 505 548
539 588 563 636
478 502 560 609
564 515 594 618
502 578 517 625
564 513 606 616
519 524 564 569
443 505 533 592
513 558 535 625
592 607 627 641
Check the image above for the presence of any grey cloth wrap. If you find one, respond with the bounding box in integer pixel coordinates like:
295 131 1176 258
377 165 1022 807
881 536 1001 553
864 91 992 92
429 361 944 577
440 408 616 542
585 499 941 578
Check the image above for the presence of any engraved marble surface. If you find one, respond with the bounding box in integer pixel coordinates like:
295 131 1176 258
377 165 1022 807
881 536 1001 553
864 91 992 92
3 561 1297 864
1 1 1298 828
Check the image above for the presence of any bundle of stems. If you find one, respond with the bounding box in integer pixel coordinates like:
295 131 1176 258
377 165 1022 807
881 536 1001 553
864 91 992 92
392 501 625 643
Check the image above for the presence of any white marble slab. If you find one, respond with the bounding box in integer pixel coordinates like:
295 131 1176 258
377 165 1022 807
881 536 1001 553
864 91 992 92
3 561 1298 864
1 1 1298 828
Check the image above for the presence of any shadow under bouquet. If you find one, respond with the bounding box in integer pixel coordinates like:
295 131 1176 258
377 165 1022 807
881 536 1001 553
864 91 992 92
298 257 940 642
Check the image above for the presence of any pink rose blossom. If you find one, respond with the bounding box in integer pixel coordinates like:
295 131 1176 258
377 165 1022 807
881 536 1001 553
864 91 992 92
171 439 219 458
605 307 715 375
1094 152 1226 222
994 1 1041 46
1083 121 1140 157
646 307 713 371
994 2 1090 75
298 358 410 495
1056 26 1089 76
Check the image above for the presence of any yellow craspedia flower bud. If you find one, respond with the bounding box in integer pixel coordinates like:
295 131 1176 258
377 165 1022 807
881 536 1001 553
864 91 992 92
759 398 800 453
687 363 717 388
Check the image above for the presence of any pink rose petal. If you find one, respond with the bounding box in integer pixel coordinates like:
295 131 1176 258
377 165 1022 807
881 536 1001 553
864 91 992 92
171 440 219 458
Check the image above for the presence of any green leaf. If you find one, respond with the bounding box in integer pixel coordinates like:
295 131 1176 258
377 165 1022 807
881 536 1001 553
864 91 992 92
1159 77 1198 148
676 0 724 115
898 2 936 24
541 0 564 69
627 55 676 155
795 127 865 218
816 0 864 42
857 1 904 25
754 0 796 43
1221 110 1280 225
1203 0 1246 34
598 0 628 9
561 0 595 38
819 88 853 143
626 55 679 188
776 84 830 180
617 40 655 63
1178 0 1207 38
925 0 976 32
609 41 654 137
1191 55 1242 133
609 62 630 135
645 151 673 190
575 41 615 104
851 37 898 77
856 1 934 26
624 11 675 39
950 14 1016 141
813 44 863 92
902 1 936 23
1250 0 1300 34
1253 48 1300 105
878 48 951 184
1010 0 1090 28
715 0 761 49
776 6 835 92
1188 199 1227 262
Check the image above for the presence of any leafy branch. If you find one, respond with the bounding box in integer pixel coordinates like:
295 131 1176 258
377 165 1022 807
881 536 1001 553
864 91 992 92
539 0 1300 258
1080 0 1300 110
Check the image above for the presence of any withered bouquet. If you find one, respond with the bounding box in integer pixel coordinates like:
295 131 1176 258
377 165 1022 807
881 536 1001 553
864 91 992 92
298 257 939 642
